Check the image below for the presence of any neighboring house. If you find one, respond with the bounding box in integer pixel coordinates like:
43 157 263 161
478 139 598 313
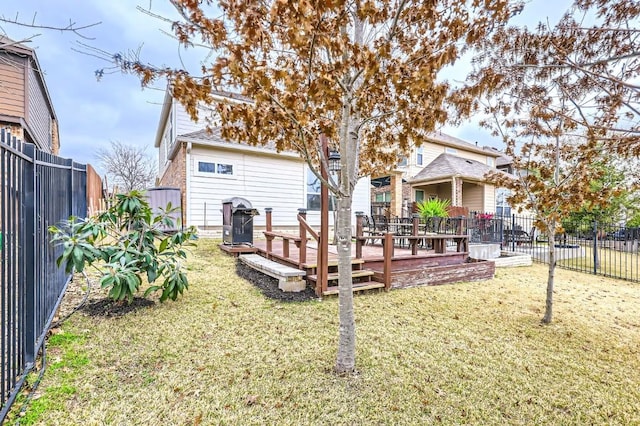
0 36 59 154
154 90 370 232
372 132 504 216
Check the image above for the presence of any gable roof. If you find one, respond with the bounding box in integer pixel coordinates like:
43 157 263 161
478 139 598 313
409 153 510 183
154 89 251 148
178 128 299 159
425 132 501 158
0 35 57 120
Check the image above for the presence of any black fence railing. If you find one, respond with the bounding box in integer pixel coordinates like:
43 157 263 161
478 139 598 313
1 129 87 421
364 214 504 247
500 214 640 283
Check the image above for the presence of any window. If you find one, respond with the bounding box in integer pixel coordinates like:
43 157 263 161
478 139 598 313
375 191 391 202
398 156 408 167
415 190 424 202
487 157 495 167
445 147 457 154
416 147 424 166
198 162 216 173
306 169 335 210
217 163 233 175
197 161 233 176
496 188 511 217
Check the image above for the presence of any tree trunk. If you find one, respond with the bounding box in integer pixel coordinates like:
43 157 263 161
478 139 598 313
542 226 556 324
335 194 355 373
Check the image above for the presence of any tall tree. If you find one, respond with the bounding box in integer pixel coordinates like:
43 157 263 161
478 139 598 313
120 0 518 373
464 0 639 323
98 140 157 193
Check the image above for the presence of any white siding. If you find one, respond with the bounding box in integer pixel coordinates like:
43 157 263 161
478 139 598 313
187 145 370 229
175 102 216 136
188 147 305 228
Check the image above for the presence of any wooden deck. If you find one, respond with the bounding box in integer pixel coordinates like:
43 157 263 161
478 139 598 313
221 210 494 296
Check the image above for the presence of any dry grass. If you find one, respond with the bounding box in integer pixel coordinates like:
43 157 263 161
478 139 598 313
10 238 640 425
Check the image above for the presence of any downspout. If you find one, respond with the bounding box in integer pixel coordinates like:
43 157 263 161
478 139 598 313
186 141 192 227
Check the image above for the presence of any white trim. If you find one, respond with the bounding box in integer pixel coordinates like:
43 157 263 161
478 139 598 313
193 158 237 179
180 136 301 159
186 142 192 227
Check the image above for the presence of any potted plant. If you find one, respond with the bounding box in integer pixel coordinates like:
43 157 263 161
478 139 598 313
416 198 450 233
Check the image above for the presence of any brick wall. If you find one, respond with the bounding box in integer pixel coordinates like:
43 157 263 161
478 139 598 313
158 142 187 224
1 123 24 141
51 119 60 155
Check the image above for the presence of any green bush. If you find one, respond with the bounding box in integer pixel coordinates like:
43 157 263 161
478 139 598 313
49 190 197 304
416 198 450 219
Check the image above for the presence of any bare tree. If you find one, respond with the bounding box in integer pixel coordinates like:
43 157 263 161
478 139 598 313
97 141 156 194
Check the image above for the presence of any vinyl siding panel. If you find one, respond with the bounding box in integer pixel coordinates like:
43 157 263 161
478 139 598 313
462 182 484 212
408 142 494 179
187 146 370 229
27 65 52 152
175 102 215 136
188 147 305 228
484 184 496 214
0 53 25 117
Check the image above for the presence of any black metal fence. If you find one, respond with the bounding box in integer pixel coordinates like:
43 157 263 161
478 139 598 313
1 129 87 421
501 214 640 283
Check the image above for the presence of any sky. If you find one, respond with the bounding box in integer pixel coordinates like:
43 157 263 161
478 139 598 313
1 1 572 174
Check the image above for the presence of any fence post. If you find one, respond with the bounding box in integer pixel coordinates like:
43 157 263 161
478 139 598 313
593 220 599 274
66 158 74 217
23 143 36 364
511 214 516 252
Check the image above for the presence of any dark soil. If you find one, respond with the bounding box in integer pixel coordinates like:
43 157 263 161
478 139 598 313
235 261 317 302
80 297 156 317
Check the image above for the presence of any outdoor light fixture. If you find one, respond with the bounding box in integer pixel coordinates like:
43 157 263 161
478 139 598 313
328 150 341 173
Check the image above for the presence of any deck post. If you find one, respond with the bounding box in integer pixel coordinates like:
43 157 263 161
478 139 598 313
298 208 307 267
411 214 420 255
265 208 273 255
355 211 364 259
317 135 330 296
384 232 393 290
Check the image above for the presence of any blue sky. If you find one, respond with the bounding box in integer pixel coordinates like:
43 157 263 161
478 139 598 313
1 1 571 172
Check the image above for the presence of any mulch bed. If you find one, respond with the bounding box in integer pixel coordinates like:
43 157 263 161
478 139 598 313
235 261 317 302
80 297 156 317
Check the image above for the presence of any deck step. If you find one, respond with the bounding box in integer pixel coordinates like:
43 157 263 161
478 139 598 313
323 282 385 295
307 269 374 283
304 258 365 269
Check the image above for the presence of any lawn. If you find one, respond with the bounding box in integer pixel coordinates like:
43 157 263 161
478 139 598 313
8 238 640 425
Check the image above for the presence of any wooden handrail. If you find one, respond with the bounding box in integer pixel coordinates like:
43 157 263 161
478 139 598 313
263 231 305 242
297 214 319 241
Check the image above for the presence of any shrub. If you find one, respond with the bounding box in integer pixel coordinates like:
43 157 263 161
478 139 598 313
49 190 197 304
416 198 450 219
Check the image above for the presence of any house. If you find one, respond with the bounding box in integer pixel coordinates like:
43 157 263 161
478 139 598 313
371 132 504 216
154 90 370 233
0 36 59 154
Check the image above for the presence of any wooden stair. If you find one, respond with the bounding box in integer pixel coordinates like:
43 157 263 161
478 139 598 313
322 282 385 296
306 256 382 295
306 269 375 283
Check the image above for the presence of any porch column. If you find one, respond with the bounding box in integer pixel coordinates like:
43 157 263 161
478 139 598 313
390 171 403 218
451 176 463 206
